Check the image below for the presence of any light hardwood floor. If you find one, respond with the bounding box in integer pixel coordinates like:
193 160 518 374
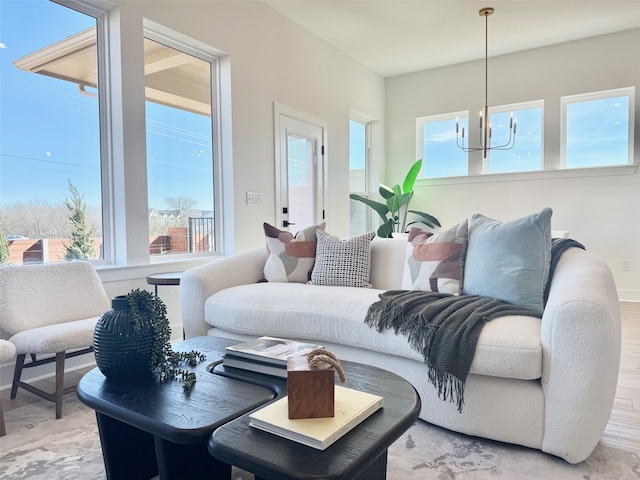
600 301 640 452
2 302 639 451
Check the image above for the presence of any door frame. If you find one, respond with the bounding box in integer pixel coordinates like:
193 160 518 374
273 102 328 231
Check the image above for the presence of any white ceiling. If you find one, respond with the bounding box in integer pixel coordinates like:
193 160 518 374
263 1 640 78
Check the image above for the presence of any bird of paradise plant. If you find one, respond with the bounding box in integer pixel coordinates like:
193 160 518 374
350 159 440 238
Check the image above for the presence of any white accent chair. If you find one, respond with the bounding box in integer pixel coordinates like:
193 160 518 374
0 339 17 436
0 262 110 419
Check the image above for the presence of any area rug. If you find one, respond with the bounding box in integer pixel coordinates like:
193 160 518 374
1 394 638 479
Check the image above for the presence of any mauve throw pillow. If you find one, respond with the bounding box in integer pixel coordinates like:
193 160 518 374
263 222 325 283
462 208 552 317
402 220 468 295
309 230 376 288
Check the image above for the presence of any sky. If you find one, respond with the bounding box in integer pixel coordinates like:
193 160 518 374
0 0 213 212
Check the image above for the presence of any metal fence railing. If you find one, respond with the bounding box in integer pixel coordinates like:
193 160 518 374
188 217 215 253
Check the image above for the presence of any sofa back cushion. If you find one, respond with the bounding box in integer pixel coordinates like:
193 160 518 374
369 236 408 290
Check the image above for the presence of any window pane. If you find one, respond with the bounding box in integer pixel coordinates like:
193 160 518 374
0 1 103 265
422 117 468 178
144 38 214 256
349 120 367 193
349 118 369 236
489 107 542 173
350 198 369 237
287 134 316 231
566 96 630 168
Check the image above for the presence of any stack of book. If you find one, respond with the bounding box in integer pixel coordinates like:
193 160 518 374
222 336 324 378
249 385 384 450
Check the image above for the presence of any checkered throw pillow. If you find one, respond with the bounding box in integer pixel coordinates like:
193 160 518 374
309 230 375 288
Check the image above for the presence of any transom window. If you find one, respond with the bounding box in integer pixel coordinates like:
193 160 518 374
416 112 469 178
485 101 543 174
562 87 635 168
417 101 542 178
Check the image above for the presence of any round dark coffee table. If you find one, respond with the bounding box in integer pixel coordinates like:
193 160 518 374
78 336 421 480
210 360 421 480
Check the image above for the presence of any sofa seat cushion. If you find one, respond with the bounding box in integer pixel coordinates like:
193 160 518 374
205 283 542 380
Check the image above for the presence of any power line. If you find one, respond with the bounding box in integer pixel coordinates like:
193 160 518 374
0 153 99 170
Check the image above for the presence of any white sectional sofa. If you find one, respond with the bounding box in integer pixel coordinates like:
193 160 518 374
181 235 621 464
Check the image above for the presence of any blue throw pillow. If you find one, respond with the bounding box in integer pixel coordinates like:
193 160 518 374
462 208 552 317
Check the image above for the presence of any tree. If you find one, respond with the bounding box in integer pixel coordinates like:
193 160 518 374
64 180 96 260
165 196 197 225
0 224 10 265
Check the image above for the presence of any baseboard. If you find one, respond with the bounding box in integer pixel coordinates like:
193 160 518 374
618 289 640 303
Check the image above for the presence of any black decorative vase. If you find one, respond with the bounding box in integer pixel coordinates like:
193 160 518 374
94 295 155 382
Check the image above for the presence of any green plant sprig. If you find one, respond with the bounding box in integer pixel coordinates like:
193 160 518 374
126 289 206 391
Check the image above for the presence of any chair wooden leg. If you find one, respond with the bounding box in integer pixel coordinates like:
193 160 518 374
55 352 65 419
0 398 6 436
11 354 26 399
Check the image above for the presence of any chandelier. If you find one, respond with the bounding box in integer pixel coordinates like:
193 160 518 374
456 7 516 159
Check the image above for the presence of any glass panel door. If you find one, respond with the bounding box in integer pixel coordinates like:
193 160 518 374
276 112 324 232
286 133 316 231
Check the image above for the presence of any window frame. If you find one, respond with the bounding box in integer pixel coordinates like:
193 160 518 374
53 2 230 266
349 113 372 235
561 86 635 169
143 23 224 261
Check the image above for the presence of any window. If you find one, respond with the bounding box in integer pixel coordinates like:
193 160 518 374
143 36 216 256
349 117 370 236
417 112 469 178
2 1 228 266
562 87 634 168
0 0 104 264
417 101 543 178
486 101 543 174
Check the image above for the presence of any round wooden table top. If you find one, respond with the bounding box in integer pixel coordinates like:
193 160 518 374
146 272 182 286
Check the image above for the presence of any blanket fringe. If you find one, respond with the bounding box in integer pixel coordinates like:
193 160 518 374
428 363 465 412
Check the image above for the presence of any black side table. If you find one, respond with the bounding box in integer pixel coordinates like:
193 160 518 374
146 272 182 296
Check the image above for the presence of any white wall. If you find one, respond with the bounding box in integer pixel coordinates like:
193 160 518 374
386 29 640 301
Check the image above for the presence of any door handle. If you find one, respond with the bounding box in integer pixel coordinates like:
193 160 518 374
283 220 296 227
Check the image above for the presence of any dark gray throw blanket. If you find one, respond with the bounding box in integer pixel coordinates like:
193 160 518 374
364 292 533 412
364 237 586 412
